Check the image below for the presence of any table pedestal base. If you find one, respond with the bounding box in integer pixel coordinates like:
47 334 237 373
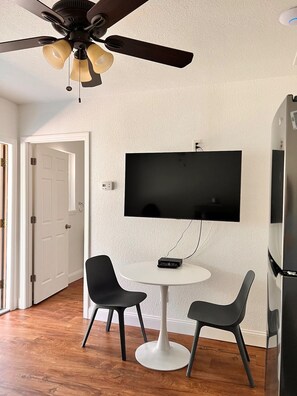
135 341 190 371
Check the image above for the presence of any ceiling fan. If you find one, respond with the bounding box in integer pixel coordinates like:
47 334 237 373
0 0 194 88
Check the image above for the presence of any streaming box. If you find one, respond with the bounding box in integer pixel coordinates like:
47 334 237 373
157 257 183 269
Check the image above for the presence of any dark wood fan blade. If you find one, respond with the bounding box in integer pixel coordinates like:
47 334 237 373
0 36 57 53
87 0 148 28
14 0 65 24
82 59 102 87
105 35 194 68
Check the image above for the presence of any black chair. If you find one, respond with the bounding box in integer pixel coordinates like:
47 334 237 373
82 255 148 361
186 270 255 388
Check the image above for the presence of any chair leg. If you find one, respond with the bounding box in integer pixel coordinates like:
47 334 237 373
186 321 203 377
233 326 255 388
117 308 126 361
239 327 250 362
106 309 114 332
136 303 147 343
82 306 98 347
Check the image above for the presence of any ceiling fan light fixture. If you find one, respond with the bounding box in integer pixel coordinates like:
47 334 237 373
87 43 114 74
43 39 72 69
70 58 92 82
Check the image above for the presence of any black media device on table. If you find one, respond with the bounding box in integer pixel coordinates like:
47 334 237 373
157 257 183 269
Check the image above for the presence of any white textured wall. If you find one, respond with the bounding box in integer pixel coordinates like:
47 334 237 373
18 75 297 346
0 97 18 139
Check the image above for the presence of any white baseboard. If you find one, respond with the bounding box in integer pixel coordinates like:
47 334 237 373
90 308 266 348
68 269 83 284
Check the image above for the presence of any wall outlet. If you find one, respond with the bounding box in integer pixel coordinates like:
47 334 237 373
193 140 202 151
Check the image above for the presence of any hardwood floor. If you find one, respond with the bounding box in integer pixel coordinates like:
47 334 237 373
0 280 266 395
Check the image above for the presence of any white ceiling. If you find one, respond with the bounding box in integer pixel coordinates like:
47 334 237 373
1 0 297 104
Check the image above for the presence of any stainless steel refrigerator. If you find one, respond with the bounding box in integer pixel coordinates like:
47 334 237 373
266 94 297 395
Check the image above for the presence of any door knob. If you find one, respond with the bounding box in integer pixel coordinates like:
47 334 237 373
65 224 71 229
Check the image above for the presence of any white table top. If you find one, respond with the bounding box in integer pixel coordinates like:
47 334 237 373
119 261 211 286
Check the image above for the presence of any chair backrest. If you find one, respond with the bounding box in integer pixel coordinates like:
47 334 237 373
232 270 255 326
85 255 121 302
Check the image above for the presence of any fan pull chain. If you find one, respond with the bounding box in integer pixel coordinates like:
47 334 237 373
78 60 82 103
66 56 72 92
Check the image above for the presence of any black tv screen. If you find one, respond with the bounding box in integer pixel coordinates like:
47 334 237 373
124 151 242 222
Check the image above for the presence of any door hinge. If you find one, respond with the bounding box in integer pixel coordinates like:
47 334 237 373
0 158 7 167
0 280 3 289
30 216 37 224
31 157 37 166
30 274 36 283
0 219 6 228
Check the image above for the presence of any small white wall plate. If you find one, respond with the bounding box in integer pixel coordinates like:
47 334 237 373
279 7 297 26
101 181 113 190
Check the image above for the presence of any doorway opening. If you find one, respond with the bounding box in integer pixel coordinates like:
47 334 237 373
0 144 8 313
0 136 17 315
20 132 90 317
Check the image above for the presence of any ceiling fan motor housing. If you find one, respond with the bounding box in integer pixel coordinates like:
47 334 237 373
51 0 107 47
52 0 96 33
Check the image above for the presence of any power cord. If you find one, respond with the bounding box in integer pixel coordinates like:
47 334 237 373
183 220 203 260
165 219 203 260
165 220 193 257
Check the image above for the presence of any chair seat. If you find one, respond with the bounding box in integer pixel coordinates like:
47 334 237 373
92 290 147 309
188 300 238 328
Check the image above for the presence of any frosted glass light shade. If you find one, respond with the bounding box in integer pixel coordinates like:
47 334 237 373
43 39 71 69
87 43 114 73
70 58 92 82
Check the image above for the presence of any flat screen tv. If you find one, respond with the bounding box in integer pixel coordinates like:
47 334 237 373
124 151 242 222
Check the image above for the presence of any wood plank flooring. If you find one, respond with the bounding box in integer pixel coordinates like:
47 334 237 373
0 280 266 395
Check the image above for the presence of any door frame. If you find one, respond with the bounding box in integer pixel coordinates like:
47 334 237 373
0 136 17 312
19 132 90 317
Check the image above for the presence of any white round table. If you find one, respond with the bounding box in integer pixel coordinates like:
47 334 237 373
120 261 211 371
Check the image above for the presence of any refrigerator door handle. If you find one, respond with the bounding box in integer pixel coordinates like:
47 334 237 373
268 250 297 277
268 250 281 276
282 269 297 277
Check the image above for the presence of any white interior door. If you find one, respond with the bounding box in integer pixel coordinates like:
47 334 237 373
33 145 70 304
